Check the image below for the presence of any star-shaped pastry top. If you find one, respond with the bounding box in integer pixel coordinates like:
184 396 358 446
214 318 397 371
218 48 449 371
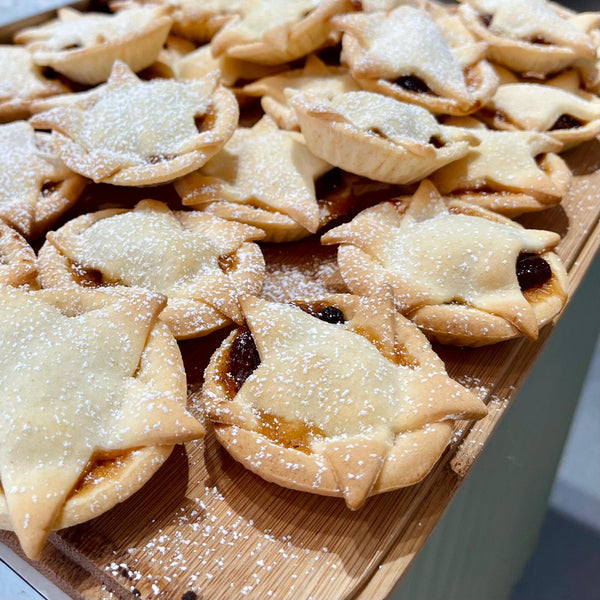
487 79 600 131
465 0 599 58
176 115 331 234
0 121 73 238
227 294 485 507
14 6 172 63
332 6 477 106
430 117 564 198
30 62 239 186
0 46 67 118
322 180 560 339
125 0 244 42
214 0 319 44
243 55 361 130
0 288 204 558
49 199 265 324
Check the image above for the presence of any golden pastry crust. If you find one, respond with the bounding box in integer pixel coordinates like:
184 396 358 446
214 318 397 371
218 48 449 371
322 180 568 346
0 45 69 123
0 121 87 239
290 90 478 184
176 115 332 242
242 54 361 130
0 221 39 289
172 43 281 88
29 62 239 186
202 293 487 508
458 0 600 78
0 287 204 558
14 6 173 85
38 199 266 339
430 116 571 216
480 69 600 150
113 0 244 43
332 4 499 115
210 0 354 65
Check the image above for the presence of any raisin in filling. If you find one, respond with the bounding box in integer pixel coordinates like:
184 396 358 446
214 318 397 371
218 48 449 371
528 36 551 45
41 181 59 197
550 114 584 131
516 253 552 290
395 76 430 94
428 136 444 148
480 14 492 27
226 328 260 393
315 167 344 199
146 154 175 164
317 305 345 324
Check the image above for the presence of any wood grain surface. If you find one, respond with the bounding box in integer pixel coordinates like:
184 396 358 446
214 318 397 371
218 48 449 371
1 136 598 600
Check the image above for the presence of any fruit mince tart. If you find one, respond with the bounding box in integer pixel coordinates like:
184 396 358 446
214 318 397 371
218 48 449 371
321 180 569 347
289 90 479 185
479 69 600 151
37 199 266 340
429 116 571 217
112 0 244 44
29 61 239 187
0 45 69 123
242 54 362 131
0 286 205 559
171 43 280 89
175 114 336 242
0 121 87 240
210 0 356 66
0 221 39 289
13 5 173 85
201 292 487 509
457 0 600 81
331 4 499 116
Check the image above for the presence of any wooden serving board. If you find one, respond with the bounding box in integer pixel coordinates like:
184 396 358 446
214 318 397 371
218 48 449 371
0 128 598 600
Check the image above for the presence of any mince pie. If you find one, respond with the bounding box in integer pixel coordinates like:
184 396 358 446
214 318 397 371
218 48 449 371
430 116 571 216
172 43 281 88
290 90 478 184
481 69 600 150
202 293 487 508
112 0 244 43
331 4 499 115
0 121 86 239
14 6 173 85
38 199 266 339
175 115 332 242
210 0 355 65
0 221 39 289
29 61 239 186
322 180 568 346
243 55 361 130
0 287 204 559
458 0 600 80
0 45 69 123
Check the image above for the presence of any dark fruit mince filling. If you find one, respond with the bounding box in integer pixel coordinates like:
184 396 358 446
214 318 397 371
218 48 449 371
550 114 584 130
516 253 552 290
225 328 260 393
295 301 346 324
395 76 430 94
315 167 345 199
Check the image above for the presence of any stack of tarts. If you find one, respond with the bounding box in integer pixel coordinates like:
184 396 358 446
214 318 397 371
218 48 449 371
0 0 596 559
